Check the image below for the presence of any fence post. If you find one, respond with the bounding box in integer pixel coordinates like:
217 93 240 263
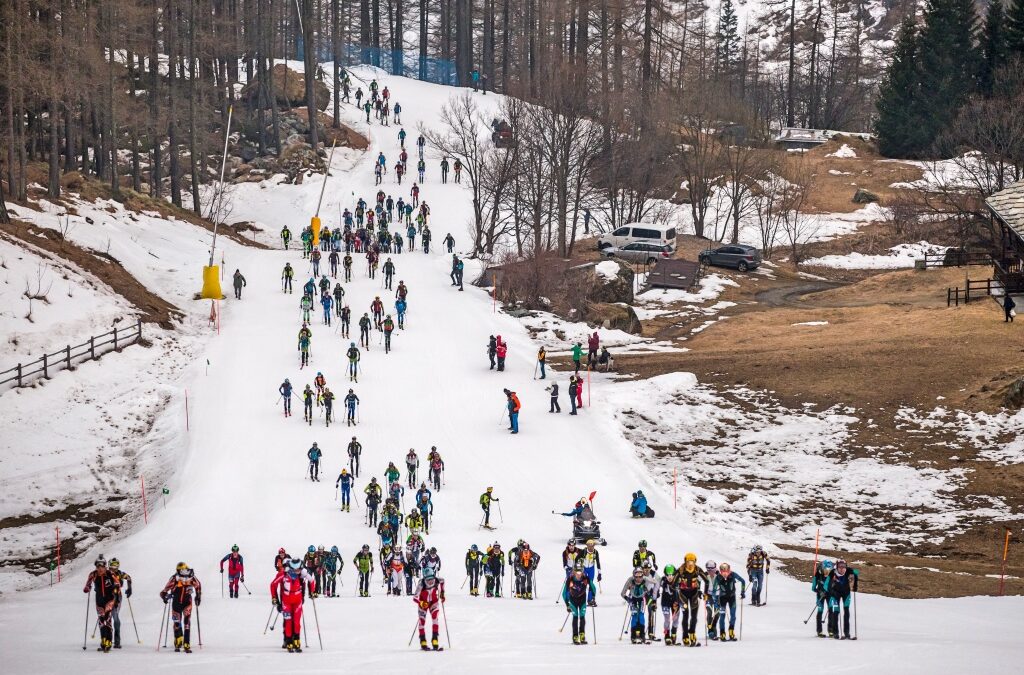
112 325 118 351
42 353 48 379
16 363 22 387
90 336 95 360
66 345 71 370
137 319 142 342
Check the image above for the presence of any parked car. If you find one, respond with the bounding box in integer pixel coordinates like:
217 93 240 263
602 242 674 265
597 223 677 251
698 244 762 272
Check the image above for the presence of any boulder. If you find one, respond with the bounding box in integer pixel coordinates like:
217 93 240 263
588 261 635 305
1002 376 1024 408
853 188 880 204
240 64 330 110
60 171 85 190
585 302 642 335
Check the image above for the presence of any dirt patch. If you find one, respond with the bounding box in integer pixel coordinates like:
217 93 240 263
802 136 924 214
1 219 182 328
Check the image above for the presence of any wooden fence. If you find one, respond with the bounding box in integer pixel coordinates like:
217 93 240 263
0 319 143 391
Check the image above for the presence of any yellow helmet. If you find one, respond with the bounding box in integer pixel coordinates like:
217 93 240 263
684 552 697 563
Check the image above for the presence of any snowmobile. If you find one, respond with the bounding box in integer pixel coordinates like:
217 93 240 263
490 118 515 149
572 518 607 547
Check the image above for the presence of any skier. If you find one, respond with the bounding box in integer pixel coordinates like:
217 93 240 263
826 558 859 640
417 158 426 182
275 548 290 572
453 158 462 183
440 157 449 183
746 545 771 606
300 294 313 324
677 552 709 646
347 436 362 476
393 102 402 124
343 252 353 282
465 545 483 596
302 384 314 423
621 567 654 644
811 559 832 637
328 249 339 278
416 134 426 160
711 562 746 642
347 342 361 382
83 556 120 653
270 558 315 653
219 545 245 599
358 313 372 348
344 389 360 426
282 262 294 293
563 561 596 645
413 568 446 651
298 325 312 368
496 336 507 371
630 490 655 518
281 225 292 250
479 487 499 528
547 381 560 413
513 542 539 599
320 292 333 326
354 545 374 597
322 546 342 598
416 491 433 534
578 539 602 606
427 448 444 490
365 480 382 527
333 283 344 315
336 468 353 512
422 226 432 253
303 443 322 481
159 562 202 654
340 304 352 338
322 386 335 425
405 449 419 488
232 269 247 299
382 314 395 352
311 248 322 276
398 127 407 148
104 558 132 649
443 232 455 253
503 388 520 434
279 378 293 417
632 540 658 571
657 564 683 645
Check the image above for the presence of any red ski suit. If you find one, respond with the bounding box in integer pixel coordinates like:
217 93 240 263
271 569 316 641
413 577 445 639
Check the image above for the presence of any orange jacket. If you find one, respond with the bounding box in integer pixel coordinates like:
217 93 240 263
510 393 521 413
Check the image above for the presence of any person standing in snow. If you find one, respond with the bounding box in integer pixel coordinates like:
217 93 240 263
440 157 449 183
345 389 360 426
347 436 362 477
504 388 520 434
279 378 293 417
480 487 499 528
563 561 596 645
413 568 446 650
568 375 580 415
571 342 584 372
354 545 374 597
336 468 353 512
282 263 294 294
587 331 600 367
495 336 507 371
219 546 245 599
270 558 314 653
307 442 323 481
84 556 120 653
487 335 497 370
547 381 560 413
712 562 746 642
746 545 770 606
232 269 247 299
160 562 202 653
621 566 655 644
537 347 547 379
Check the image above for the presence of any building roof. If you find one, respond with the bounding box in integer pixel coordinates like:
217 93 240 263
986 181 1024 241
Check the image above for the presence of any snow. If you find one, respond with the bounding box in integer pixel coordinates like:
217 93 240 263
792 321 829 327
595 260 620 282
826 144 858 159
637 273 738 305
2 67 1023 672
803 242 950 270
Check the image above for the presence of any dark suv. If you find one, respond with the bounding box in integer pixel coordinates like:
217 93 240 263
698 244 762 272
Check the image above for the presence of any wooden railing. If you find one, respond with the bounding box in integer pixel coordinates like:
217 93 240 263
0 319 143 391
922 249 992 268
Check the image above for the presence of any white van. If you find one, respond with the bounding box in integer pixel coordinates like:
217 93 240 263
597 223 677 251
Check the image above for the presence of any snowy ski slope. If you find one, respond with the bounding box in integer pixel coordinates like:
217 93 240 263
2 68 1022 673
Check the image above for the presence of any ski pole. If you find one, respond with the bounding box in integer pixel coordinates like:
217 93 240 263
156 602 168 651
91 616 99 640
270 605 280 631
82 593 91 650
619 605 629 641
555 578 567 605
739 595 744 641
302 608 309 648
164 602 172 648
803 599 821 624
263 605 275 634
242 581 252 595
853 589 858 640
591 604 597 645
310 594 324 649
195 602 203 648
497 501 504 523
408 616 420 647
126 596 141 644
559 611 571 632
221 571 224 598
440 599 452 649
461 575 469 590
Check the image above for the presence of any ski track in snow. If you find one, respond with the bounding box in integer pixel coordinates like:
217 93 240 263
1 67 1022 672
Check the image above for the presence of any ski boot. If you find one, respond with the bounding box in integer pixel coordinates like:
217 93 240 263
174 636 183 652
667 632 676 646
183 643 192 654
572 633 580 645
578 632 587 645
719 631 729 642
293 639 303 653
420 637 430 651
432 635 442 651
728 629 737 642
690 632 700 646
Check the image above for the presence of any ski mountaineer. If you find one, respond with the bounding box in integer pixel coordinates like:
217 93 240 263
336 468 353 511
322 547 343 598
322 387 335 426
107 558 132 649
282 262 294 293
705 560 721 639
811 559 832 637
503 388 520 434
340 305 352 337
444 232 455 253
270 558 316 653
385 461 401 486
232 269 247 299
563 561 596 645
345 389 360 426
365 478 382 526
354 545 374 597
382 315 395 353
219 545 245 599
333 283 344 315
578 539 602 606
347 342 361 382
621 566 655 644
826 558 859 640
657 564 683 645
371 296 385 328
677 552 709 646
320 293 333 326
307 442 322 481
359 313 372 348
300 294 313 323
395 296 407 329
347 436 362 476
302 384 314 423
328 249 339 277
383 257 396 290
274 548 290 572
746 545 771 606
465 545 483 596
405 449 419 488
413 568 446 651
281 225 292 250
641 559 659 641
416 491 433 534
427 447 444 490
484 543 505 597
562 540 582 578
343 252 353 282
406 508 424 536
298 324 312 368
160 562 202 654
513 542 540 599
712 562 747 642
480 487 499 528
302 547 324 596
83 555 120 653
421 547 442 578
633 540 658 571
279 378 293 417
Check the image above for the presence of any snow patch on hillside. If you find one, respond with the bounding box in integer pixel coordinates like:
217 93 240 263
803 241 949 269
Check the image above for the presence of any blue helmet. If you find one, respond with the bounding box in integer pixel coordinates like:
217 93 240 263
287 558 302 571
331 546 339 553
821 560 834 571
471 544 478 552
308 545 316 553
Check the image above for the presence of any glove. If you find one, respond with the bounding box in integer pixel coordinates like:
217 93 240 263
597 573 602 582
220 569 224 574
241 576 245 582
160 593 168 604
125 588 132 598
196 595 202 606
766 568 770 575
740 593 745 600
419 600 429 610
565 604 571 613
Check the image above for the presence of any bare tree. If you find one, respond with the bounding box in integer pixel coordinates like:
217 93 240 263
752 166 788 257
779 155 819 264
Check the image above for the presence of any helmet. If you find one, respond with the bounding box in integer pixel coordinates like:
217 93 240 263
822 560 835 571
486 487 493 492
567 540 575 547
720 562 731 572
312 442 318 447
175 561 189 573
586 539 596 546
362 544 370 551
371 477 377 483
287 558 302 571
471 545 478 552
308 545 316 553
423 568 436 580
835 558 848 569
318 545 325 552
331 546 339 553
231 544 239 552
638 540 647 548
284 378 290 384
573 561 585 572
632 567 644 576
517 539 524 547
522 543 530 550
109 558 120 569
342 468 348 475
95 555 107 568
317 371 322 376
642 559 653 569
664 565 676 576
350 342 355 347
429 547 437 555
278 547 286 555
684 552 697 563
705 560 717 572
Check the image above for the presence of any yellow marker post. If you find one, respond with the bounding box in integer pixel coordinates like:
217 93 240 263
311 216 322 248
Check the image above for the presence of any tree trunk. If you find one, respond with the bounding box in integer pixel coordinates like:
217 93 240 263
302 0 320 149
787 0 796 127
333 0 341 126
150 0 163 197
189 0 202 215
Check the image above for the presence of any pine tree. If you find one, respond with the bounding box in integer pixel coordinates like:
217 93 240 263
876 18 927 158
915 0 979 155
716 0 740 83
1008 0 1024 54
979 0 1008 96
